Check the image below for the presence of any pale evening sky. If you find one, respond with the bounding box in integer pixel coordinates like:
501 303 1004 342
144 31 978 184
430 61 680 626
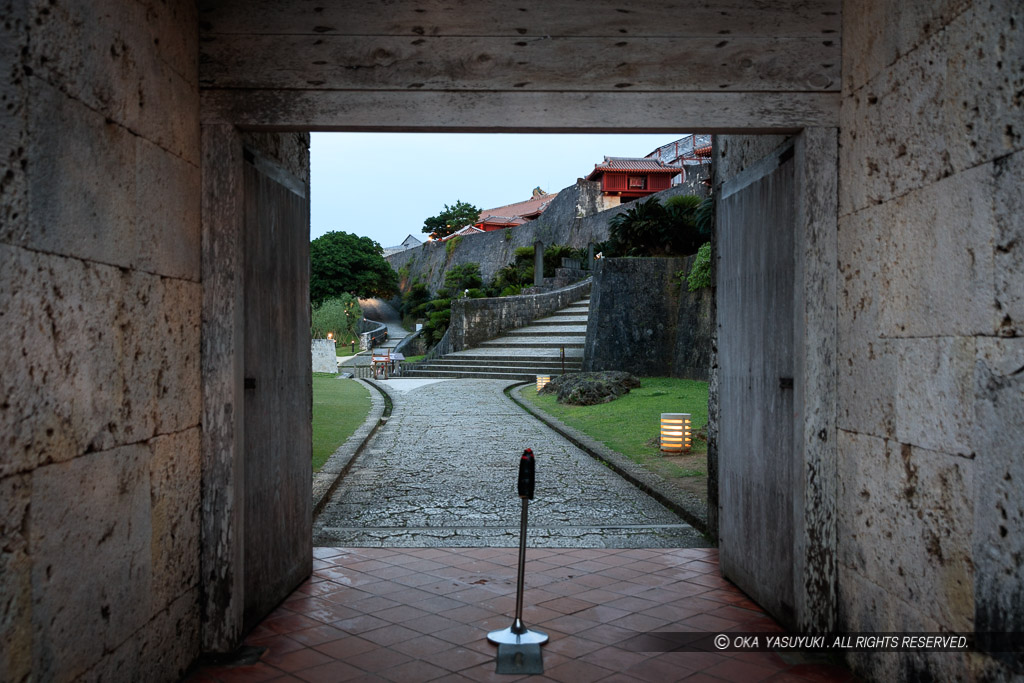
310 132 683 249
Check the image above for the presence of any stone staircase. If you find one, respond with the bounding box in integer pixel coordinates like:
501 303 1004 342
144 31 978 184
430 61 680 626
404 298 590 381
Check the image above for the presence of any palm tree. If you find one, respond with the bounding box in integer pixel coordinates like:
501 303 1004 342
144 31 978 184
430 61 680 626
607 195 707 256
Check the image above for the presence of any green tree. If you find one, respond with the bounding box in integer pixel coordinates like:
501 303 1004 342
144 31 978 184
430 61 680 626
311 294 362 342
606 195 707 257
399 281 431 329
694 195 715 238
310 231 398 306
444 263 483 292
607 198 671 256
543 244 580 277
664 194 705 256
422 200 481 240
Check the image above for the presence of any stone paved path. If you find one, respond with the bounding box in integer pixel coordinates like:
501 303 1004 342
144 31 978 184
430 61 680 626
314 379 706 548
357 298 408 349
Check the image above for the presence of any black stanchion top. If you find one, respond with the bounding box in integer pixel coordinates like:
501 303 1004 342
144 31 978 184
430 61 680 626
517 448 535 500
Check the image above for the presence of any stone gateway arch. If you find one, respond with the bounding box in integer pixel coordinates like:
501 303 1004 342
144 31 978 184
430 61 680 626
1 2 1020 681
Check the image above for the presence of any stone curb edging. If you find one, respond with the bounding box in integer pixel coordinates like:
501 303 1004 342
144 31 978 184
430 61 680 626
507 382 711 539
362 376 400 403
312 378 388 517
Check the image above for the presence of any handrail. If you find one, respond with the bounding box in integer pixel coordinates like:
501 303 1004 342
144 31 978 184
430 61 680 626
393 327 424 356
419 326 453 364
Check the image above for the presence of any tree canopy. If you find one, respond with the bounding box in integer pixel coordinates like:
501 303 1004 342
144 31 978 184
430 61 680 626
310 294 362 342
421 200 481 240
310 231 398 306
605 195 710 257
443 262 483 292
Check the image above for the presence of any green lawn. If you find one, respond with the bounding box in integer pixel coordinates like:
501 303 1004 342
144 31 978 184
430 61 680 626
312 374 371 472
520 377 709 479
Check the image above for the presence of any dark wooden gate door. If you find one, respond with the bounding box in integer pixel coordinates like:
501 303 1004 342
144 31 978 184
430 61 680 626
242 149 312 632
717 141 797 626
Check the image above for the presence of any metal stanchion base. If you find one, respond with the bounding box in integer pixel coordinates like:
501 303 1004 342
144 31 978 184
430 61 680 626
487 619 549 646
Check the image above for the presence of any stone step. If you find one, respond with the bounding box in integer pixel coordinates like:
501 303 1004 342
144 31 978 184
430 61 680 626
403 369 572 381
427 355 582 365
419 361 582 373
410 367 578 379
414 294 591 379
425 356 585 366
442 356 585 366
502 326 587 336
531 317 589 326
487 331 586 340
532 321 589 327
479 338 584 348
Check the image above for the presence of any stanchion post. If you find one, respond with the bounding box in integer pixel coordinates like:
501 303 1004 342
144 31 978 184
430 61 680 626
487 449 548 646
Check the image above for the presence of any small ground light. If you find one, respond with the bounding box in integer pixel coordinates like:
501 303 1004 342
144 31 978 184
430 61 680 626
660 413 692 453
536 375 551 392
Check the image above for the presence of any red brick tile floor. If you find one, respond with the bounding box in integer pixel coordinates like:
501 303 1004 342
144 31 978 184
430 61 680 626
185 548 857 682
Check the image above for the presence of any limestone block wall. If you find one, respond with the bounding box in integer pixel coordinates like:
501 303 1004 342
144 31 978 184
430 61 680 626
448 278 592 352
387 180 602 296
388 179 702 296
583 256 713 380
837 1 1023 680
0 2 203 681
672 261 714 381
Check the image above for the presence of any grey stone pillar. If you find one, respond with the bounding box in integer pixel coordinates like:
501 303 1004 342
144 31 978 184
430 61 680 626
534 240 544 287
587 243 595 269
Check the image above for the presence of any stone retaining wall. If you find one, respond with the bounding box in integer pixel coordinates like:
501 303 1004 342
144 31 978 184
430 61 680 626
393 327 427 357
448 279 592 352
357 318 387 350
583 257 711 379
388 180 706 296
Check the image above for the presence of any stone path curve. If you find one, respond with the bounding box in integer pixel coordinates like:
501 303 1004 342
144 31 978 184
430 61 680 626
357 297 408 349
314 378 706 548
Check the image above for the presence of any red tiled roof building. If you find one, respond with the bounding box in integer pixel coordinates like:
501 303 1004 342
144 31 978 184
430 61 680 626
473 189 557 232
586 156 685 202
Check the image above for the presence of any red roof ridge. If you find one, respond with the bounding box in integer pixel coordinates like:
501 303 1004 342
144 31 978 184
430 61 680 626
478 192 558 216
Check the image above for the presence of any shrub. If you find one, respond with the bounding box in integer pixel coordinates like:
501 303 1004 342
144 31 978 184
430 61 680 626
540 371 641 406
445 235 463 257
486 242 578 295
664 193 702 212
695 195 715 237
686 242 712 291
607 195 706 257
399 282 431 328
444 262 483 291
310 294 362 343
543 244 578 277
427 308 451 342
